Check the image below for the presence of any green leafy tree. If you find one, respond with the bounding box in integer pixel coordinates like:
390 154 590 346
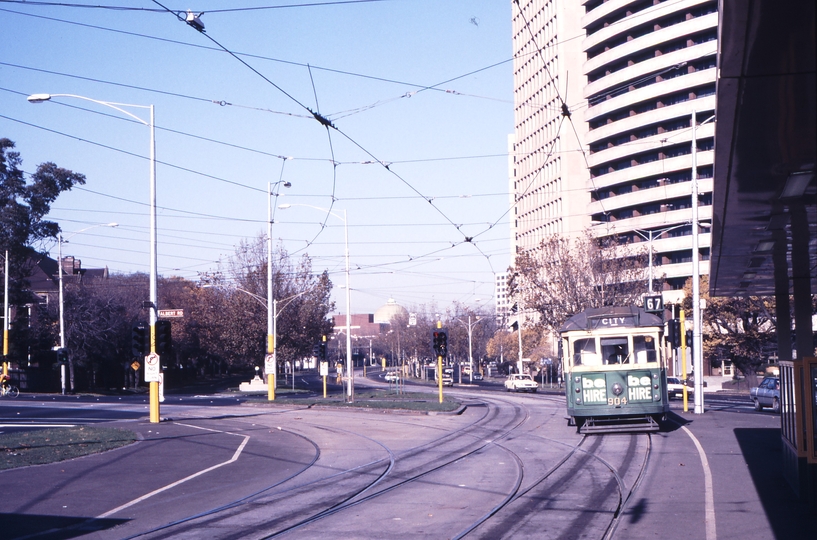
1 137 85 370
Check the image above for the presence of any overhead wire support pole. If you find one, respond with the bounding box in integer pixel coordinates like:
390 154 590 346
690 110 715 415
3 251 8 375
27 92 159 421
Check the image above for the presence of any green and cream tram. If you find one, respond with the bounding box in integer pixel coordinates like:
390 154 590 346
560 306 669 433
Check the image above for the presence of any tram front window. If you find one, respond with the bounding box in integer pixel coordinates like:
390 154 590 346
633 335 657 364
573 338 599 366
601 337 629 364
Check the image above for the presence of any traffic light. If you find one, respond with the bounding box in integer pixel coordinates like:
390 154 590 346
131 324 147 357
319 336 327 360
432 329 448 358
667 319 681 348
155 320 172 355
685 330 694 358
56 348 68 364
312 344 321 357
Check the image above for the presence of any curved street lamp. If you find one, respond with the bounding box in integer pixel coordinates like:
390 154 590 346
267 178 291 400
28 93 160 421
279 203 353 402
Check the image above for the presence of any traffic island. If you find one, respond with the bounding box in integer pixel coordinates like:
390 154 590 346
244 390 463 414
0 426 137 470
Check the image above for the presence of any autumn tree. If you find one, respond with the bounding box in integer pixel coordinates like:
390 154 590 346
194 235 335 372
509 231 650 333
682 275 779 379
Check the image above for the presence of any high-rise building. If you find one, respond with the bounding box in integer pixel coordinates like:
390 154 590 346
510 0 718 294
494 272 511 322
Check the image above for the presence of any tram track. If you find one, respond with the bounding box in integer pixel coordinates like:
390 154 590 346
123 394 532 539
18 389 655 540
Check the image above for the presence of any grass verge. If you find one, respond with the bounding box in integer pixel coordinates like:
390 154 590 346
246 390 461 413
0 426 137 470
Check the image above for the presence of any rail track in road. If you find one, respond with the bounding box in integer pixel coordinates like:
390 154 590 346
107 389 651 540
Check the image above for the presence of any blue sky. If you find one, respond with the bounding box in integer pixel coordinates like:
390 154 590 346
1 0 514 315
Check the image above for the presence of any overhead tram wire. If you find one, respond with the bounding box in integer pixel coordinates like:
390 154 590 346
0 7 588 118
149 3 509 269
513 0 607 218
0 113 270 196
0 0 395 11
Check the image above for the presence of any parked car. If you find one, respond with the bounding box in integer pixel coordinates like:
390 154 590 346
504 374 538 393
666 377 694 399
750 376 780 412
384 372 400 382
472 372 484 381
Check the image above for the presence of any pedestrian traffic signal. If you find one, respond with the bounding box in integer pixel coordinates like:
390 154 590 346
155 320 172 355
56 348 68 364
432 329 448 358
131 324 147 357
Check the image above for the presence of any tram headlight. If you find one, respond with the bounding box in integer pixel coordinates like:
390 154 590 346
654 394 661 401
611 382 624 396
576 397 582 404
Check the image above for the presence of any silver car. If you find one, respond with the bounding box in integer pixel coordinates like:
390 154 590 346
750 376 780 413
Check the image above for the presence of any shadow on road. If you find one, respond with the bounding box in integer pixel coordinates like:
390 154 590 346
734 427 817 538
0 512 128 540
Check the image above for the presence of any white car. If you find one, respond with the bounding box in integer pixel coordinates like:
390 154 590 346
666 377 694 399
384 372 400 382
504 374 538 393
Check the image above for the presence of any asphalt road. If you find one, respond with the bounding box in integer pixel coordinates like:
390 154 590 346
1 373 812 539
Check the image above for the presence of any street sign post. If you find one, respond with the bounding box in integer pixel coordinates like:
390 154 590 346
264 353 275 375
145 352 160 382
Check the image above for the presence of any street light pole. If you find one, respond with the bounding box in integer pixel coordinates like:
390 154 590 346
279 203 353 402
267 179 291 401
455 314 485 383
3 250 8 378
633 223 690 293
57 223 118 394
28 93 159 422
691 111 715 415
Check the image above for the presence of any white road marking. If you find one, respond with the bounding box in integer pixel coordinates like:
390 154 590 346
681 425 717 540
96 423 250 518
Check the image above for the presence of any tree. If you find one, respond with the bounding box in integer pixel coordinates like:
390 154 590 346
509 231 650 333
682 275 779 379
1 138 86 372
1 138 86 301
194 235 334 372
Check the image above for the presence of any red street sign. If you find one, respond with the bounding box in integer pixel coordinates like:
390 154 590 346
158 309 184 318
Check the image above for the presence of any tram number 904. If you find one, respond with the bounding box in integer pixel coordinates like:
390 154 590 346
608 397 628 406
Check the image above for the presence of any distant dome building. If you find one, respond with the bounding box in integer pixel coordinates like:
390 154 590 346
373 298 407 324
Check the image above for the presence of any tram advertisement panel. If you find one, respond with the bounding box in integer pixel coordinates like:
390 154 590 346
578 371 655 405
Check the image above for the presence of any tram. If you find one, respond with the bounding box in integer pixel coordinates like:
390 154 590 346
560 306 669 433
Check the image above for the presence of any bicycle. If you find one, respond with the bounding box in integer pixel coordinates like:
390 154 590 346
0 384 19 398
